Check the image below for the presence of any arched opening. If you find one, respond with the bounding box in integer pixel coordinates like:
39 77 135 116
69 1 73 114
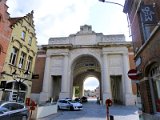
84 77 100 99
2 81 27 103
71 55 102 102
147 63 160 112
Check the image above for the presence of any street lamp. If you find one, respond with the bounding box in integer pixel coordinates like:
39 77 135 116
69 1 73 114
98 0 131 37
12 70 30 102
99 0 124 7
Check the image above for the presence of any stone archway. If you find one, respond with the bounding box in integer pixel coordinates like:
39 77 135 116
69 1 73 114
71 55 102 100
39 25 135 105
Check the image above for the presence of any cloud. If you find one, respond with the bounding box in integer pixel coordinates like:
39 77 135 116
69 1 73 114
7 0 97 45
7 0 131 45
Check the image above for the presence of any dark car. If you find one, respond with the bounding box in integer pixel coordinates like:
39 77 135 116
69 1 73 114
75 97 88 103
0 101 29 120
81 96 88 103
74 98 81 103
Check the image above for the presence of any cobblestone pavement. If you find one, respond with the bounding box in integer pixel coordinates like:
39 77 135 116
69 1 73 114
38 100 139 120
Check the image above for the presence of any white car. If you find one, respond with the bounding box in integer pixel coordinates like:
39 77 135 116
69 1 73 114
57 99 83 111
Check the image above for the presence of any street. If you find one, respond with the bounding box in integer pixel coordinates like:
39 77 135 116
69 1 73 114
38 99 139 120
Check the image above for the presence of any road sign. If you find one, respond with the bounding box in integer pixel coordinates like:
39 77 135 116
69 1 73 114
128 69 139 80
32 74 39 79
106 99 112 107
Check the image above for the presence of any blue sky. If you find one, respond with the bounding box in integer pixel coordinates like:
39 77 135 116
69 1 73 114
7 0 131 45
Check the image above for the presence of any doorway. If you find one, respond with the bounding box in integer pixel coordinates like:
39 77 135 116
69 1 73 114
52 76 61 101
110 76 123 104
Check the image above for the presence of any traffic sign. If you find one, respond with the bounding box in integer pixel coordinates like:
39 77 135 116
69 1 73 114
32 74 39 79
128 69 139 80
105 99 112 107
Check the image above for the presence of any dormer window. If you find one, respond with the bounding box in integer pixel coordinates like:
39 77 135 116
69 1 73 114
28 37 32 45
21 31 26 40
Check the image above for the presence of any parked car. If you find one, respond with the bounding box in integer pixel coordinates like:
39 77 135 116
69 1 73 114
57 99 83 111
81 96 88 103
0 101 29 120
74 97 88 103
74 98 81 103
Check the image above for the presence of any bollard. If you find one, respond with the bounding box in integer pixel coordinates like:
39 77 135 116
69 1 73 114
110 115 114 120
105 99 112 120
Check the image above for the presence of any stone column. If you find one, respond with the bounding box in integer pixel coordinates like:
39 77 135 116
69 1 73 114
72 86 75 98
102 53 111 104
82 83 84 96
79 81 84 97
59 54 70 99
40 56 51 102
79 85 82 97
123 53 134 105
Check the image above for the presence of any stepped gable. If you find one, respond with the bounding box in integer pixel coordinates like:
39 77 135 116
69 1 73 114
9 10 35 30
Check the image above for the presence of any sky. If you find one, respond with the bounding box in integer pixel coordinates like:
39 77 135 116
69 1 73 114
6 0 131 45
84 77 99 91
6 0 131 90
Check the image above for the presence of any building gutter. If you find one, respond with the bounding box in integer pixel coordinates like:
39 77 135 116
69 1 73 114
130 0 142 29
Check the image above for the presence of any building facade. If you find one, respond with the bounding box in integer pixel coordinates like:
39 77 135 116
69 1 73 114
124 0 160 119
31 46 46 102
32 25 136 105
0 11 38 103
0 0 11 73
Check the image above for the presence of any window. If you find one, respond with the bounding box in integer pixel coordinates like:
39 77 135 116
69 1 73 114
0 14 3 23
149 63 160 112
21 31 26 40
9 47 18 65
26 56 32 71
0 45 3 55
28 37 32 45
18 52 26 68
0 46 1 55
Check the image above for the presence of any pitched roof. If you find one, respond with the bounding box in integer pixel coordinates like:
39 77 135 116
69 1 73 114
9 17 22 27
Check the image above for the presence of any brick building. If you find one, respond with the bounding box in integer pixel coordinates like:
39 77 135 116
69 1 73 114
31 46 46 102
124 0 160 119
0 0 11 73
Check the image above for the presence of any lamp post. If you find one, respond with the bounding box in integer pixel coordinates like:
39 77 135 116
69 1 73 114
98 0 131 37
99 0 124 7
12 70 30 102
